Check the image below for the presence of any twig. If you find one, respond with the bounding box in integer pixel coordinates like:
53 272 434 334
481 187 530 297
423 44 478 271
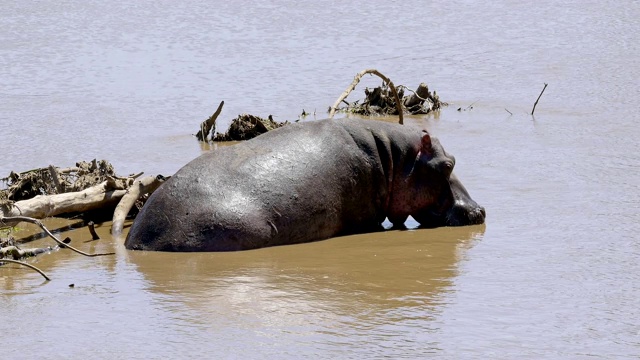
466 99 480 110
531 83 548 115
398 85 428 102
0 216 114 256
505 108 513 115
0 259 50 281
329 69 404 125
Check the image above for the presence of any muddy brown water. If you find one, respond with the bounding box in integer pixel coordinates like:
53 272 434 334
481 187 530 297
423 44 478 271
1 1 639 359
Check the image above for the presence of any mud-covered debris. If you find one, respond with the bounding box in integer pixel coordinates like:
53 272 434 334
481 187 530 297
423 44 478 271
212 114 289 141
336 82 446 116
0 160 117 202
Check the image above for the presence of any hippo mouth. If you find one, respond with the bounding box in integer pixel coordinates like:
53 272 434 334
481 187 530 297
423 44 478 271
415 201 486 228
443 201 486 226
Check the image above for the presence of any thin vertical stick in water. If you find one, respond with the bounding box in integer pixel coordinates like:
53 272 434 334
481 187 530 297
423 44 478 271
531 83 548 115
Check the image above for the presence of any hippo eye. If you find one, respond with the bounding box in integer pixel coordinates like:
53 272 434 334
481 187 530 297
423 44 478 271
440 161 454 175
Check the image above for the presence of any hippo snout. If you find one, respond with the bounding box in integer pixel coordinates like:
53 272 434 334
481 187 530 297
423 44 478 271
446 200 486 226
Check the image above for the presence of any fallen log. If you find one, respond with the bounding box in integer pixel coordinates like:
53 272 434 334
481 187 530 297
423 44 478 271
0 180 127 222
112 175 167 235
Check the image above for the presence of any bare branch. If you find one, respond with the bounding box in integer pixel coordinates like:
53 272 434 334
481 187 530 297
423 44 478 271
329 69 404 124
112 175 167 236
0 216 114 257
0 258 50 281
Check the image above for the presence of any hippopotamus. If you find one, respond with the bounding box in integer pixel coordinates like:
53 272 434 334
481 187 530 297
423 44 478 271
125 118 485 252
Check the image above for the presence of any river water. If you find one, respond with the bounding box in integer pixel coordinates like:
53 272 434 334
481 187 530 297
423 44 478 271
1 1 639 359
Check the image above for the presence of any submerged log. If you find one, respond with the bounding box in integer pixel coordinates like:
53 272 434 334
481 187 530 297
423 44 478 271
0 245 54 260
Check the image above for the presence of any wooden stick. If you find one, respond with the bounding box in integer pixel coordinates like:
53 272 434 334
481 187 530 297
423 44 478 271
0 258 50 281
0 216 114 257
531 83 548 115
329 69 404 125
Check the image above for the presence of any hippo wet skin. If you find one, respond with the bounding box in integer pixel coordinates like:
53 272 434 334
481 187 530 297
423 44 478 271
125 118 485 252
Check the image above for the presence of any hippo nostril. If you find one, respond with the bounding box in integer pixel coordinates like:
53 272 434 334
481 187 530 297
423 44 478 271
479 207 486 218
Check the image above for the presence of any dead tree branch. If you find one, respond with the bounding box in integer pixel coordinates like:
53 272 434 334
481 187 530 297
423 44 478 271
329 69 404 124
0 258 50 281
0 216 114 257
111 175 167 235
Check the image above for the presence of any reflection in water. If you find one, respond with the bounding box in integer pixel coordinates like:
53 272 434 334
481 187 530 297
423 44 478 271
124 226 484 356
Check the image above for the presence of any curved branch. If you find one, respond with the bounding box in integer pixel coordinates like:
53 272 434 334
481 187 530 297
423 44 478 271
0 259 50 281
111 175 167 236
0 216 114 257
329 69 404 124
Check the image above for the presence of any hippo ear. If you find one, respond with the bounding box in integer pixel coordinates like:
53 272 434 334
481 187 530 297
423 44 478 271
420 131 434 156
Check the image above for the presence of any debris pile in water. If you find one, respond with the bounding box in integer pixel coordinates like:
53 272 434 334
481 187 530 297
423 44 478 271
336 82 446 116
212 114 289 141
0 160 116 202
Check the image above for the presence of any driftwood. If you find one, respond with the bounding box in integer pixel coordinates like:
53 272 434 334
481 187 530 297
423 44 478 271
196 101 225 141
0 245 54 259
1 160 118 202
329 69 404 124
111 175 168 235
0 180 127 221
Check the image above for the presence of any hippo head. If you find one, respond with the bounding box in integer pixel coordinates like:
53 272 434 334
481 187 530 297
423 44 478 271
412 172 486 228
389 132 486 228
